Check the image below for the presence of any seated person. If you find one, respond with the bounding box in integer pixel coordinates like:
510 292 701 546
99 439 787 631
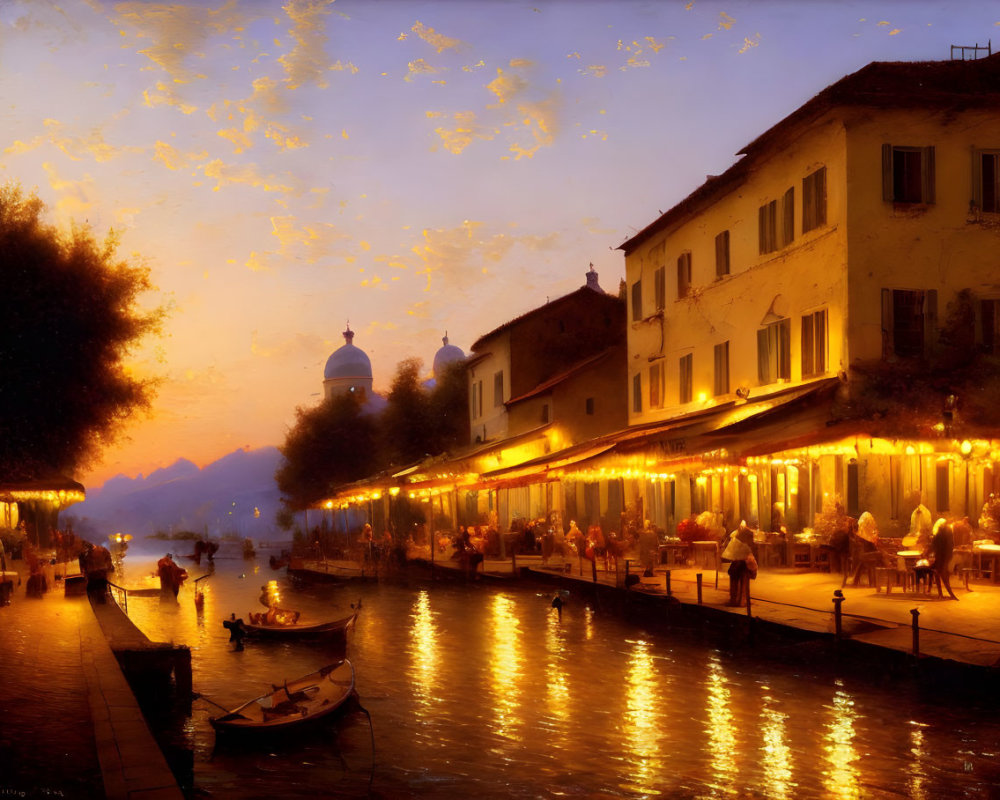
847 511 884 587
264 603 300 625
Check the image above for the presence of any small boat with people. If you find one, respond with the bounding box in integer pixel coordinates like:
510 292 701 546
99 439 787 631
236 602 360 640
209 660 356 735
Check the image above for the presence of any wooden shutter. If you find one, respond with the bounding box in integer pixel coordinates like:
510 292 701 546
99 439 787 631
924 289 938 356
782 187 794 247
881 288 894 359
758 205 767 255
922 146 936 204
882 144 894 201
715 231 729 277
801 316 814 377
757 328 770 384
972 147 983 209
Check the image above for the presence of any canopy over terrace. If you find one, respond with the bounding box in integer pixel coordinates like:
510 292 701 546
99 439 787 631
0 476 86 549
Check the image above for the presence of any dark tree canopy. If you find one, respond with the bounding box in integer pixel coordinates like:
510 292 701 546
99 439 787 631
0 184 161 481
275 391 379 510
380 357 435 467
428 358 469 454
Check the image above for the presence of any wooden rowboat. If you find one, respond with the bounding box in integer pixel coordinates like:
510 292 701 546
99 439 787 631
210 660 356 735
240 609 358 639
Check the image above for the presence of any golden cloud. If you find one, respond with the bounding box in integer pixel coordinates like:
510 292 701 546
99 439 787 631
200 158 295 194
277 0 335 90
406 58 442 81
411 20 462 53
432 111 495 155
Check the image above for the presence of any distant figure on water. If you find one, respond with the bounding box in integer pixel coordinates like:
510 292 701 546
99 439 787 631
157 553 189 600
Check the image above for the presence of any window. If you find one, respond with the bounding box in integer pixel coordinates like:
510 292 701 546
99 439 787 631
982 299 1000 354
757 318 791 384
781 187 794 247
801 309 828 377
677 252 692 299
631 279 643 321
654 266 666 311
758 200 777 254
882 144 935 204
715 230 730 278
973 150 1000 213
541 403 550 424
471 380 483 419
936 460 951 513
649 363 663 409
802 167 827 232
493 371 504 407
713 341 729 396
632 373 642 413
585 397 595 415
678 354 693 404
881 288 936 360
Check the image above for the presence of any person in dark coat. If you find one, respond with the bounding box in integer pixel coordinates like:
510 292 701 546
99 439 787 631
925 518 959 600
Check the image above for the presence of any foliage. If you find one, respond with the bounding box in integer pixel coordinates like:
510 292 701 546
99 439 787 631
428 358 469 455
275 390 378 510
379 357 435 467
676 517 708 544
0 183 162 480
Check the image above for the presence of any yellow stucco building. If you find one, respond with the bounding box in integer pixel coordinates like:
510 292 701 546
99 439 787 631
615 51 1000 538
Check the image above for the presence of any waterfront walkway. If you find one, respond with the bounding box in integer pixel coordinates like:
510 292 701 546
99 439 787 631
0 565 184 800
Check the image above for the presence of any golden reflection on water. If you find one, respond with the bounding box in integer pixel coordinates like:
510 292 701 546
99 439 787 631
704 654 737 795
823 680 860 798
544 610 569 722
759 686 792 800
408 590 439 716
488 594 523 740
622 639 663 790
908 722 929 800
584 604 594 640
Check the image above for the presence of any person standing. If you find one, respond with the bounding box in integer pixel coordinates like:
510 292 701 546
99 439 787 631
926 518 959 600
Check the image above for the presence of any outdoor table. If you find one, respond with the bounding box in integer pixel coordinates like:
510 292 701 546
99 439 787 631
691 540 720 588
974 543 1000 583
658 543 687 565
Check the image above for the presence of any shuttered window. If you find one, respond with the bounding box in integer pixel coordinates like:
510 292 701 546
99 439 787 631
632 373 642 413
801 309 828 377
972 150 1000 213
758 200 777 254
802 167 827 232
677 252 692 299
757 319 790 385
715 230 730 278
882 144 935 203
679 354 693 404
649 363 663 409
781 187 795 247
654 267 665 310
880 288 937 360
631 279 642 321
713 341 730 396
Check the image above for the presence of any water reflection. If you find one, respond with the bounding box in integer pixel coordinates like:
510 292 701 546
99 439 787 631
759 686 792 800
908 721 929 800
544 608 569 724
704 653 736 797
621 638 664 791
408 590 439 716
488 593 522 741
823 680 860 798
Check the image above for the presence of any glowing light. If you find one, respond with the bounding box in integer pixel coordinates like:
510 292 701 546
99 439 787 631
960 440 973 456
759 691 792 799
408 590 439 716
704 654 737 791
488 594 523 740
822 681 859 797
622 639 666 791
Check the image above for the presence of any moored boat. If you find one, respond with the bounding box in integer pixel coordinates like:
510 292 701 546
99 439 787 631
210 660 356 735
239 609 358 639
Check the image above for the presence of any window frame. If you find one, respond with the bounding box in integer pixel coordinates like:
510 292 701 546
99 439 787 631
631 279 643 322
802 166 827 233
758 200 778 255
649 362 663 409
715 230 730 278
757 318 791 385
654 266 666 311
882 144 935 204
676 252 692 299
973 149 1000 213
801 309 828 378
493 370 504 408
713 341 730 396
632 373 642 413
678 353 693 404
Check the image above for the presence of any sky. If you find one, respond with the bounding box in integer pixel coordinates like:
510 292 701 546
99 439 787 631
1 0 996 488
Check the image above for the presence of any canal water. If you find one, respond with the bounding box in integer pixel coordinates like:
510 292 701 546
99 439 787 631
117 545 1000 799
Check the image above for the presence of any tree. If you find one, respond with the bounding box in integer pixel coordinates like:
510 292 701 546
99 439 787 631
428 358 469 454
379 358 434 467
0 184 161 480
275 391 379 510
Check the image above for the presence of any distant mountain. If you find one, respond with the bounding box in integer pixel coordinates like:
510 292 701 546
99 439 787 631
68 447 285 541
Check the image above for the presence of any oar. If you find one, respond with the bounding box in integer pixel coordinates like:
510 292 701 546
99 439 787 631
192 691 231 714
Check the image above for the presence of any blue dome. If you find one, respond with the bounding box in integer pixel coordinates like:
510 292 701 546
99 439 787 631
324 328 372 380
432 333 465 379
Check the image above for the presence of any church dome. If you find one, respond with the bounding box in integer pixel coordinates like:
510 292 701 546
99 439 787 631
324 327 372 381
432 332 465 379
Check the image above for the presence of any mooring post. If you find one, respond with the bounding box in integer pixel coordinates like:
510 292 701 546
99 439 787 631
591 557 598 583
911 607 920 657
174 646 192 698
745 582 753 644
833 590 844 640
665 569 672 597
511 549 517 574
696 573 703 604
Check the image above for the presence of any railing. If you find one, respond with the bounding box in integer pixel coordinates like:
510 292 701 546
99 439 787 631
951 41 991 60
107 580 128 615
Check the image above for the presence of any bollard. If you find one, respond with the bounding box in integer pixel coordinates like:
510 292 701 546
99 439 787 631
696 573 703 605
833 590 844 640
591 557 598 583
665 569 672 597
910 607 920 657
511 549 517 574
